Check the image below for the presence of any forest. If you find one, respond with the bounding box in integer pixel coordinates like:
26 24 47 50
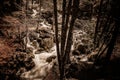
0 0 120 80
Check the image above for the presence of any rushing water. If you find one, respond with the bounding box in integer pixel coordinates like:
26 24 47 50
21 36 57 80
20 2 58 79
21 25 57 80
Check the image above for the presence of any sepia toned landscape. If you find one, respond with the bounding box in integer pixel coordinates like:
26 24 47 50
0 0 120 80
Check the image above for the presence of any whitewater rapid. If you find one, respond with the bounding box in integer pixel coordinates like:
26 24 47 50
21 35 57 80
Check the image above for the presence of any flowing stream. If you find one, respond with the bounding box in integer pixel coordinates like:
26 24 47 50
20 2 58 79
21 38 57 80
21 26 57 80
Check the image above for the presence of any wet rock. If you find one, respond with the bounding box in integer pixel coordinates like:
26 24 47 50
16 52 27 62
37 38 42 43
29 31 39 42
31 40 39 49
76 44 88 54
28 53 35 59
41 38 54 51
36 28 54 51
26 47 33 53
14 51 35 69
35 49 42 54
38 29 53 38
16 67 26 76
72 50 81 56
41 11 53 24
46 55 56 63
26 27 54 51
24 59 35 70
41 11 53 19
81 38 90 44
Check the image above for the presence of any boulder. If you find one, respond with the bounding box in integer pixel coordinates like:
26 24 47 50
46 55 56 63
41 38 54 51
76 44 88 54
41 11 53 24
35 48 44 54
31 40 39 49
29 31 39 42
72 50 81 56
37 28 54 51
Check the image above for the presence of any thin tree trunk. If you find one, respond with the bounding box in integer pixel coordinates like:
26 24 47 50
61 0 66 58
53 0 61 80
60 1 67 79
95 21 115 65
94 0 104 48
64 0 79 64
25 0 29 50
60 0 73 79
61 0 72 57
105 20 119 63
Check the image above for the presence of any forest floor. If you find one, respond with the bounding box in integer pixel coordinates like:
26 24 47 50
0 15 35 80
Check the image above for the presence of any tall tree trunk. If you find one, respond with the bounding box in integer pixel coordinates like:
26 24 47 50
61 0 66 59
25 0 29 50
105 20 119 64
94 0 104 48
53 0 61 80
64 0 79 64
